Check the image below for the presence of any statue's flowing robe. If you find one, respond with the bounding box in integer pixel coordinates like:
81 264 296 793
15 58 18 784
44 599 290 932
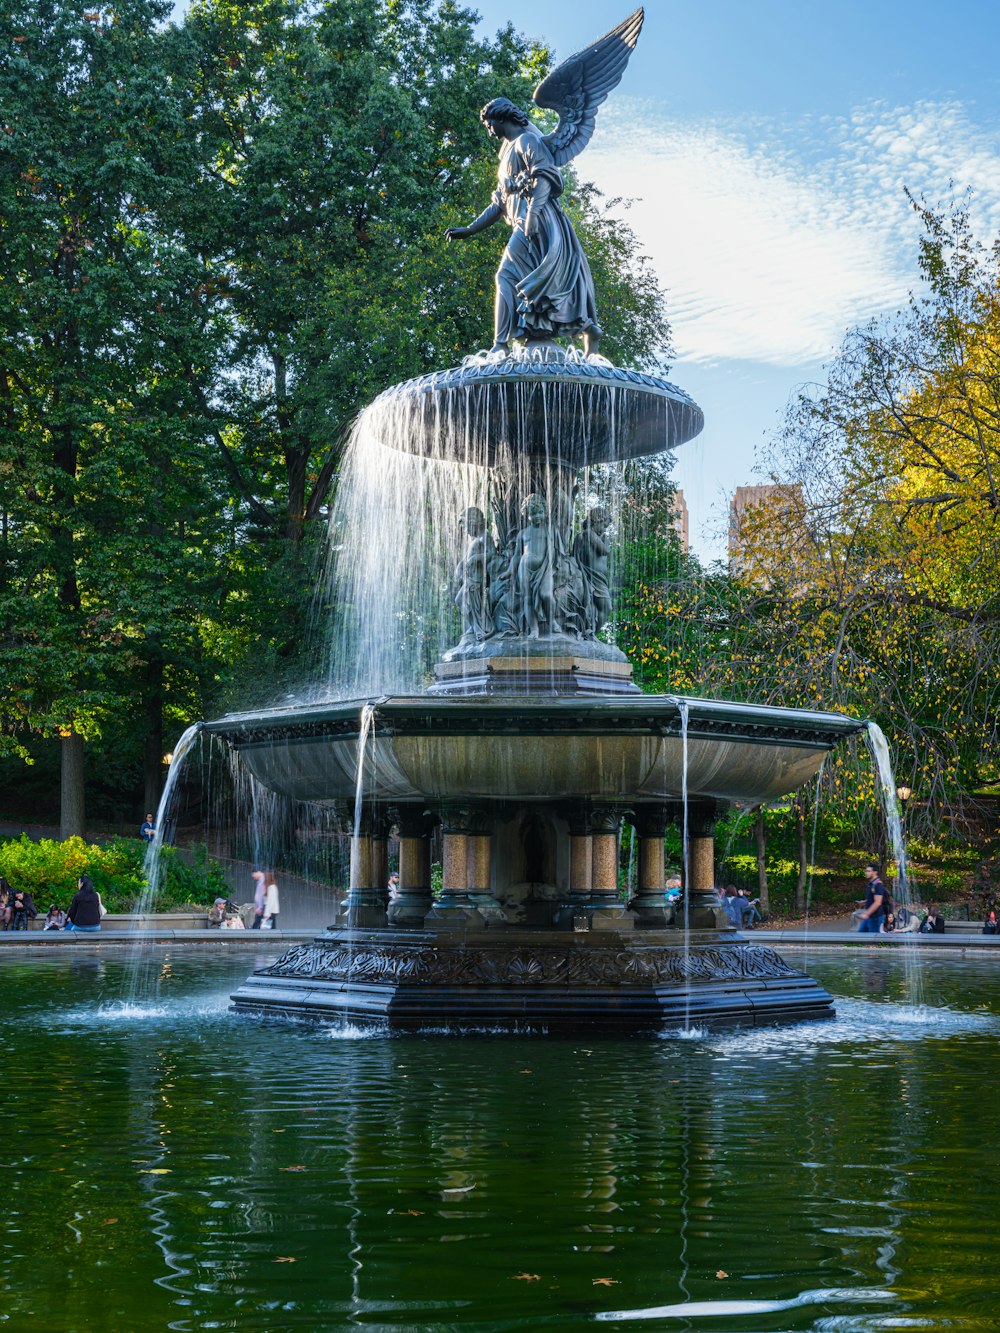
493 130 598 341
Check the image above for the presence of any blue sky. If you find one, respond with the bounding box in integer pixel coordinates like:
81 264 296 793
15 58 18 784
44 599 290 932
469 1 1000 556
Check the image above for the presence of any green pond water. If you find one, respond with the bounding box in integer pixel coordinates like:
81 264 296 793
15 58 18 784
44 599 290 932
0 945 996 1332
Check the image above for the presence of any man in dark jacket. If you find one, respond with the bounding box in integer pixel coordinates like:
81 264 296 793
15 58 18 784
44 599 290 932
65 875 102 932
10 889 37 931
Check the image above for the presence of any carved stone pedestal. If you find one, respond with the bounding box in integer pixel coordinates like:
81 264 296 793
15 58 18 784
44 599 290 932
232 929 834 1031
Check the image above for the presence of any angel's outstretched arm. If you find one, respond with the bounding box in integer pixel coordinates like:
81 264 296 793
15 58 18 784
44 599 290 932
445 200 503 242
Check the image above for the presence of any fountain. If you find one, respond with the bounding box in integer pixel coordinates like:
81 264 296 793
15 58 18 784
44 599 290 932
201 8 868 1029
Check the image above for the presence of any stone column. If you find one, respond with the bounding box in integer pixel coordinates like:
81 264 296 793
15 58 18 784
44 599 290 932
630 805 675 929
553 803 594 930
340 809 389 929
387 806 435 927
425 804 485 930
588 806 630 931
684 800 729 931
466 811 503 922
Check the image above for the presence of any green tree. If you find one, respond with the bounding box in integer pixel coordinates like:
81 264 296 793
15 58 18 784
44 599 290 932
1 0 674 826
0 0 228 827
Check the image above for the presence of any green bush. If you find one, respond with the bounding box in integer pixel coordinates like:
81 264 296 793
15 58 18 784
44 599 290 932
0 835 229 912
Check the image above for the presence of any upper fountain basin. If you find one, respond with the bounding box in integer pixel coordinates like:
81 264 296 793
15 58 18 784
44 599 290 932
362 346 704 467
202 694 866 808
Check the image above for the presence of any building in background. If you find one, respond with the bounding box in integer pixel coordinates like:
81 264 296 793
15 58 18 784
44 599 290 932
728 483 806 581
671 488 689 554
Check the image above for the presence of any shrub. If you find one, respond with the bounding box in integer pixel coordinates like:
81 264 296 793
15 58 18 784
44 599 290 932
0 835 229 912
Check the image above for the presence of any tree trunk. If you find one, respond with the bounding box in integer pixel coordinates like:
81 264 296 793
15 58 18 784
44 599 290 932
755 806 769 913
142 644 164 818
795 794 808 914
60 730 86 840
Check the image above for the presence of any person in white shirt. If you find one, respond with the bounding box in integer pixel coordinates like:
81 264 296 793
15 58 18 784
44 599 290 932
261 873 280 930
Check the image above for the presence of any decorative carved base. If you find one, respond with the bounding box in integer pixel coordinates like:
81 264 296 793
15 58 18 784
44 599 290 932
430 653 639 698
231 929 834 1031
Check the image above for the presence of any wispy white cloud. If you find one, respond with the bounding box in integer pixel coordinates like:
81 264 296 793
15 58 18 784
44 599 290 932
583 99 1000 366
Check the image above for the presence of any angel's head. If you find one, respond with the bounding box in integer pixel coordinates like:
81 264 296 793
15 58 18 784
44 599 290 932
480 97 530 139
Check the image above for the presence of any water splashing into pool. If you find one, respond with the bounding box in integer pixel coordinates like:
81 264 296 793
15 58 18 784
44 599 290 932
677 697 694 1035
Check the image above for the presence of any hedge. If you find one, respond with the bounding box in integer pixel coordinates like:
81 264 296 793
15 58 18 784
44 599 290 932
0 835 229 913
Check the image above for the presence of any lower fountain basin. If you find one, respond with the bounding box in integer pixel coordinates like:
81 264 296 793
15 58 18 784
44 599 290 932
203 694 866 807
230 928 835 1031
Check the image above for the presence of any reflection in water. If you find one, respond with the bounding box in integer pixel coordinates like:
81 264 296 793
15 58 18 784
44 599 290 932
1 950 999 1329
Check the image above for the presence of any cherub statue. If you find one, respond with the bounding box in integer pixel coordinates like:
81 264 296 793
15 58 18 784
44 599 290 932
509 493 560 636
454 506 495 645
573 505 613 633
445 9 644 357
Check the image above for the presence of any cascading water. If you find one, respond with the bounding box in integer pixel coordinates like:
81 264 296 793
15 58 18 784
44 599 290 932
316 375 681 699
864 721 925 1006
123 722 204 1007
352 703 378 849
864 722 910 900
677 697 694 1035
804 757 827 933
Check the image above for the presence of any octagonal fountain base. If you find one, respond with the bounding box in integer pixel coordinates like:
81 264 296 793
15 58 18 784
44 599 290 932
230 929 834 1032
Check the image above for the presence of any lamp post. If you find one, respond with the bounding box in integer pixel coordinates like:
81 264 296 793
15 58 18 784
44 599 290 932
896 784 911 899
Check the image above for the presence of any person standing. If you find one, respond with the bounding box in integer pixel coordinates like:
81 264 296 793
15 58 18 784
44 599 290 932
857 864 886 934
250 869 267 930
262 872 280 931
64 875 103 932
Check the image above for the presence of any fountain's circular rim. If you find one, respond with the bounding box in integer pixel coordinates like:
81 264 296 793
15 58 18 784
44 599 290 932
371 356 700 405
363 355 705 463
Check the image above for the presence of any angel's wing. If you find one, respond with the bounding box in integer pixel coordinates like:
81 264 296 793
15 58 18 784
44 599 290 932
533 8 644 168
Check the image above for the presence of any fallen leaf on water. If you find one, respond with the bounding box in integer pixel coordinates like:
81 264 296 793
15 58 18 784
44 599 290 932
512 1273 541 1282
593 1278 618 1287
400 1209 424 1216
280 1166 307 1172
103 1219 118 1225
518 1069 532 1075
274 1256 297 1263
716 1270 728 1280
272 1129 285 1134
142 1169 171 1175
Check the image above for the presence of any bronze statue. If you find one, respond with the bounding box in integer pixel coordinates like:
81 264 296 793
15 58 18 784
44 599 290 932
446 9 644 357
510 494 560 636
454 506 495 645
574 506 613 634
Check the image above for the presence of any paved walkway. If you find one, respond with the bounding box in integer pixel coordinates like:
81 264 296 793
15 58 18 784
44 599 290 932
751 926 1000 951
0 927 323 949
2 919 995 952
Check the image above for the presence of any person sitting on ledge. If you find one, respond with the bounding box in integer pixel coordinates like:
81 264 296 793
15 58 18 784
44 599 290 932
43 905 66 931
919 905 945 934
64 875 102 932
895 903 921 933
983 909 997 936
11 889 38 931
208 897 228 928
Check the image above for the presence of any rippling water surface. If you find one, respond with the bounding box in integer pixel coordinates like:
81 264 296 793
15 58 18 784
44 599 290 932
1 946 997 1331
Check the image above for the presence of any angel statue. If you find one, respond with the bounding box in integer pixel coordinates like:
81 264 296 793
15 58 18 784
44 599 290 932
445 8 644 357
